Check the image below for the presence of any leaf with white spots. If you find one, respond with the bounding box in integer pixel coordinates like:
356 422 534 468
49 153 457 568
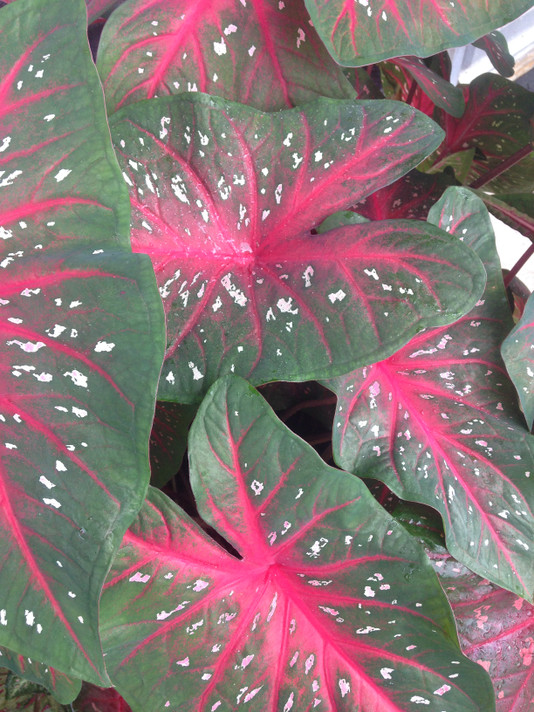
428 74 534 193
0 0 130 254
429 552 534 712
502 292 534 431
96 0 354 114
99 375 493 712
0 645 81 704
325 188 534 599
304 0 533 66
0 0 166 684
0 251 164 683
110 92 486 403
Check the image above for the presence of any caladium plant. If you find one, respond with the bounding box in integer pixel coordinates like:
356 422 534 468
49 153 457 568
0 0 533 711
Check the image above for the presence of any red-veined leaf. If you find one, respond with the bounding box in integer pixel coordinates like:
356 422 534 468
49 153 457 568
304 0 533 66
0 0 130 252
0 0 165 683
473 31 515 78
502 292 534 431
430 552 534 712
325 187 534 599
0 251 164 682
110 93 486 403
97 0 354 115
0 647 80 704
431 74 534 193
396 57 465 118
99 375 494 712
353 168 457 221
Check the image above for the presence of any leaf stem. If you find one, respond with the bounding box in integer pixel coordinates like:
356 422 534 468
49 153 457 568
504 241 534 287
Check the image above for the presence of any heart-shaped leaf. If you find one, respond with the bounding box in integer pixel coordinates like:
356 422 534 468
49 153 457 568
0 0 165 682
325 188 534 599
97 0 354 114
100 375 494 712
110 93 487 403
430 553 534 712
304 0 533 66
502 292 534 430
0 647 80 704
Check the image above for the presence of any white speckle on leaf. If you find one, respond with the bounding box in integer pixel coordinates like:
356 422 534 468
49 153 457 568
176 657 190 667
213 37 227 55
94 341 115 352
24 610 35 626
188 361 204 381
54 169 71 183
64 370 88 388
338 679 350 698
129 572 151 583
39 476 55 489
43 498 61 508
380 668 394 680
410 696 430 705
328 289 346 303
276 297 298 314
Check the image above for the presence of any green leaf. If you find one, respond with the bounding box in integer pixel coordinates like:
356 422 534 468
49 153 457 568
304 0 533 66
99 375 495 712
502 292 534 430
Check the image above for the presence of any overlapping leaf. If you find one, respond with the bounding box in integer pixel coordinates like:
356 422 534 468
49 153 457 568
431 74 534 192
0 0 165 683
100 375 494 712
473 31 515 78
97 0 354 115
502 292 534 430
0 647 80 704
395 57 465 117
0 0 130 251
430 553 534 712
304 0 533 66
325 188 534 599
110 93 487 403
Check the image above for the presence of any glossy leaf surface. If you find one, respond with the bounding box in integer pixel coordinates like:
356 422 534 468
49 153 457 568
431 553 534 712
111 93 487 403
304 0 533 66
97 0 354 114
326 188 534 599
502 292 534 430
100 375 494 712
0 0 165 683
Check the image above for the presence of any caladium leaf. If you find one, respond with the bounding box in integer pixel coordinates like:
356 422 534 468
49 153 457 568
97 0 354 115
502 292 534 430
304 0 533 66
430 553 534 712
0 0 131 252
111 93 487 403
0 0 166 683
473 31 515 78
396 57 465 118
100 375 494 712
353 168 457 221
325 187 534 599
0 647 80 704
0 251 164 682
431 74 534 193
